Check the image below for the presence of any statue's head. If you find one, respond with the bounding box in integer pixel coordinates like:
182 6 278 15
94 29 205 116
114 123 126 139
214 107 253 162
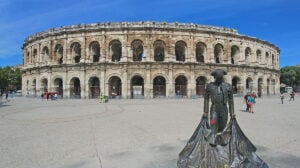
211 69 227 84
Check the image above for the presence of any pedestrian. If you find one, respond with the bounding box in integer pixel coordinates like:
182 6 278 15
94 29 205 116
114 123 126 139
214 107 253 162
280 92 284 104
5 91 9 100
244 92 250 112
99 93 104 103
290 91 295 101
247 95 255 113
54 93 58 100
41 93 44 101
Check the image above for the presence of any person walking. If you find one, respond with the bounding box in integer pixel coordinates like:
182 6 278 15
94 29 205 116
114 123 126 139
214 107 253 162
280 92 285 104
247 95 255 113
244 93 250 112
290 91 295 101
5 91 9 100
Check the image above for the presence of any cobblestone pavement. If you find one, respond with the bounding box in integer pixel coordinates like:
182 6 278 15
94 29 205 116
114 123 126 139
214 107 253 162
0 95 299 168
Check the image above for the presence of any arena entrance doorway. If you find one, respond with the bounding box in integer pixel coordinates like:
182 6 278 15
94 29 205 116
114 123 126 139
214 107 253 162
175 76 187 97
109 76 122 99
131 76 144 99
153 76 166 98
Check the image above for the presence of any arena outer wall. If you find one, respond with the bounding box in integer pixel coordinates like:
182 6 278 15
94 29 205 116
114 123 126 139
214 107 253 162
21 22 280 99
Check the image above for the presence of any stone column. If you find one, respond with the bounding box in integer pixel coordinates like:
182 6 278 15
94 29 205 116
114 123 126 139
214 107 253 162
145 64 152 98
167 64 174 97
189 65 196 98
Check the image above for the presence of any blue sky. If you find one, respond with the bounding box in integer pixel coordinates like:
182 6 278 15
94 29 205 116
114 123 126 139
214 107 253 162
0 0 299 67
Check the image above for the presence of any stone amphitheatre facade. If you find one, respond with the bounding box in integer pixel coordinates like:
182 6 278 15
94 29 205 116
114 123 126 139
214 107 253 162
22 22 280 99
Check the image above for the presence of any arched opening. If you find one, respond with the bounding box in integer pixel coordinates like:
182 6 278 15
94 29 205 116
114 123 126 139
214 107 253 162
132 40 143 62
232 77 241 94
245 47 252 65
214 43 223 63
246 77 253 93
26 80 29 95
153 76 166 98
71 42 81 63
175 76 187 96
231 45 239 64
272 79 276 95
110 40 122 62
256 50 262 64
33 49 37 64
196 42 206 63
154 40 165 62
175 41 186 62
32 79 37 97
70 77 81 98
42 46 49 64
89 41 100 63
258 78 263 97
131 76 144 99
89 77 100 98
54 78 63 97
27 52 30 64
196 76 207 96
267 79 270 96
55 44 63 64
109 76 122 98
266 52 269 66
272 54 275 68
40 78 48 93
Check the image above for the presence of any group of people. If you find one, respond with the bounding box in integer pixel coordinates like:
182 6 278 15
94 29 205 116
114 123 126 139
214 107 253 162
280 91 295 104
244 92 257 113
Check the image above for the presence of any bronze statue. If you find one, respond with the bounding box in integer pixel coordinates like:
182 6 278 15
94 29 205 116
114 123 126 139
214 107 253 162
204 69 234 145
178 69 269 168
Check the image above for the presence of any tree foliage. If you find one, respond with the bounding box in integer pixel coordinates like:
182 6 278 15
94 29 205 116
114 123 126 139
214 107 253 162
0 66 22 92
280 66 300 86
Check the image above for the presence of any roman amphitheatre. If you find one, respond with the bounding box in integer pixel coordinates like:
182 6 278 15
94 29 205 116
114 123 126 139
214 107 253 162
22 21 280 99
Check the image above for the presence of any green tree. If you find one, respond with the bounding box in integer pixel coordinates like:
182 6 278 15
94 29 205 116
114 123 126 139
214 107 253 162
280 66 300 87
0 66 22 93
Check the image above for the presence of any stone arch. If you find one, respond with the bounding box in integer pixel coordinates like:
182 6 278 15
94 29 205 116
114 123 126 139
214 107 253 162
108 76 122 98
88 76 100 98
54 44 63 64
153 40 165 62
89 41 100 63
214 43 224 63
32 49 37 64
231 76 241 94
42 46 49 64
196 76 207 96
70 42 81 63
54 78 63 97
109 39 122 62
40 78 48 93
265 52 269 66
175 40 187 62
153 76 166 98
271 78 276 95
131 75 144 99
272 54 275 67
256 49 262 64
131 39 144 62
245 47 252 64
175 75 188 96
231 45 239 64
70 77 81 98
32 78 37 96
246 77 253 92
27 51 30 64
258 78 263 96
267 78 270 95
196 42 206 63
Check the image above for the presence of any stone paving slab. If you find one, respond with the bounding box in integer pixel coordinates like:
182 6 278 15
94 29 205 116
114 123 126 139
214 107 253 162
0 96 299 168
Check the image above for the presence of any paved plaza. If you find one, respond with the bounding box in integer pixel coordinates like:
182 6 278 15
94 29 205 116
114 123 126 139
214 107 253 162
0 95 300 168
